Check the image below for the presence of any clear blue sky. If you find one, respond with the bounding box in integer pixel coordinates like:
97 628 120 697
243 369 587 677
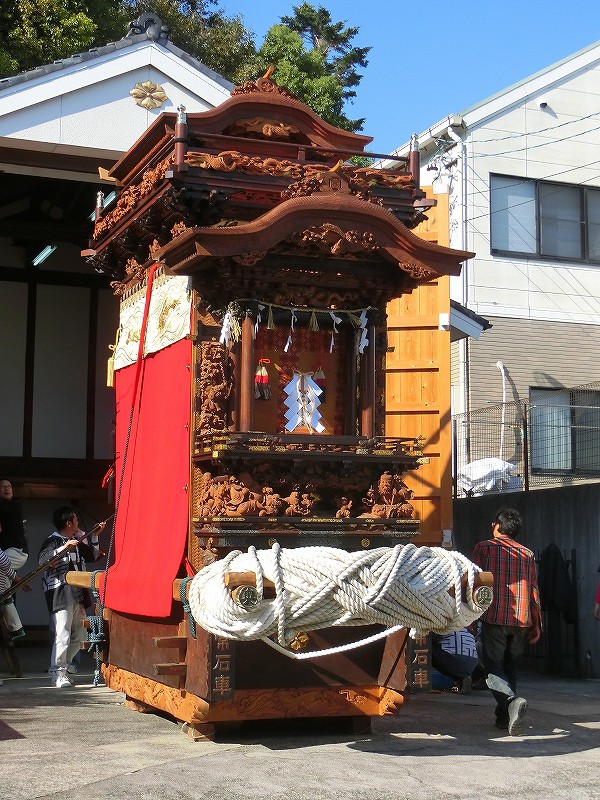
222 0 600 155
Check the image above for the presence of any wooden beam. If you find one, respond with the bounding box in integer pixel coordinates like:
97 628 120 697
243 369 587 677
153 663 187 676
360 319 377 438
173 570 493 605
153 636 187 649
65 570 102 589
239 313 254 432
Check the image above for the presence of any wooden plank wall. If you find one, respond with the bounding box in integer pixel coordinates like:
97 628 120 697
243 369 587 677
385 190 452 545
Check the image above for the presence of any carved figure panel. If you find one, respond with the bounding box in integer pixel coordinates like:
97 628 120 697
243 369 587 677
196 342 232 435
359 471 415 519
193 464 415 522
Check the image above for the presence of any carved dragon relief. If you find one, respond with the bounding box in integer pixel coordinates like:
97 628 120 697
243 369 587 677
399 262 438 282
223 117 301 141
92 154 175 240
185 150 304 178
292 223 380 258
183 151 412 201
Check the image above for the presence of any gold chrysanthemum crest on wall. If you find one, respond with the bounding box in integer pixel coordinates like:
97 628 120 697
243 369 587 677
130 81 168 110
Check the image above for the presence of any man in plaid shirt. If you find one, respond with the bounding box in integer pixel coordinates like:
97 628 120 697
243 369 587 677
472 507 542 735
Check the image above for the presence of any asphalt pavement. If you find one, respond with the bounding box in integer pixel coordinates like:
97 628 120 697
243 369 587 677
1 643 599 800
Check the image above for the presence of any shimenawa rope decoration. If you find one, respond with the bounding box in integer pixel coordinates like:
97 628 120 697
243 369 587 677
187 543 489 660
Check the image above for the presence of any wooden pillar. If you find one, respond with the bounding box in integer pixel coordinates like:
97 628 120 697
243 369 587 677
360 318 377 438
229 340 240 430
239 313 254 432
345 329 357 435
173 105 189 173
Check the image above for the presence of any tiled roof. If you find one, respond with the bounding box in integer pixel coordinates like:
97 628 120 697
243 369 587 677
0 32 234 93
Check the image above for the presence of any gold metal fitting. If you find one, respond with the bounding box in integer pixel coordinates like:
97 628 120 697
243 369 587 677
230 584 260 609
290 632 309 651
474 585 493 609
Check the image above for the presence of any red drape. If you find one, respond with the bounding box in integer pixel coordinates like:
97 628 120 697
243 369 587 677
105 338 191 616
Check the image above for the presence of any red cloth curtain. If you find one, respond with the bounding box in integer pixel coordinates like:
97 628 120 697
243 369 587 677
105 338 191 616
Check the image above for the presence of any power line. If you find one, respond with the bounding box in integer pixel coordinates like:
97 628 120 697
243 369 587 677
461 109 600 144
462 160 600 224
461 163 600 328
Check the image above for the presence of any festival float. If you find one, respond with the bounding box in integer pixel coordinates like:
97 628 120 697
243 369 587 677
72 68 492 738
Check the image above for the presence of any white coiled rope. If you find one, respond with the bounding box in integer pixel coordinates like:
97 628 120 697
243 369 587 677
187 543 487 659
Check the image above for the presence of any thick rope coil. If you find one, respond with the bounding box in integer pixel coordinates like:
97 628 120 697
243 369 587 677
187 543 488 660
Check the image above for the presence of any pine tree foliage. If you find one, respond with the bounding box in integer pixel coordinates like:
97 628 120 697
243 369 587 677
0 2 370 134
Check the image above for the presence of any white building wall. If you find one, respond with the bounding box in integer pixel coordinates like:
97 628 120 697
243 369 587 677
0 41 231 157
461 66 600 328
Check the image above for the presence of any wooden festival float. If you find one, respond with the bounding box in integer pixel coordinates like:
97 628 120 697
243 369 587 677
73 69 491 737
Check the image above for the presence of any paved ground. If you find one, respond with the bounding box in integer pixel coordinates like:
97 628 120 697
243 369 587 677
1 644 600 800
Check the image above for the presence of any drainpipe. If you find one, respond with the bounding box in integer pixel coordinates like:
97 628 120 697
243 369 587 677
446 124 468 304
446 124 470 419
496 361 507 459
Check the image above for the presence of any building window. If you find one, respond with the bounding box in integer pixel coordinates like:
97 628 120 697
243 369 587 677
529 387 600 474
490 175 600 263
529 388 572 472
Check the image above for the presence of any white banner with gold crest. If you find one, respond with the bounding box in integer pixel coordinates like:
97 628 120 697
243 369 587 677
113 271 192 371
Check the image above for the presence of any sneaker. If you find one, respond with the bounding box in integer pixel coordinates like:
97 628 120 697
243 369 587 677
55 675 73 688
507 696 527 735
66 664 78 675
10 628 26 641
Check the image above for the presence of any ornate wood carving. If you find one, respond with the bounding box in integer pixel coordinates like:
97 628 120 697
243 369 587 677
292 223 379 257
92 154 174 240
103 663 404 723
399 262 438 281
185 150 304 178
352 167 414 188
170 220 190 238
102 664 210 723
232 251 268 266
214 686 403 721
230 65 301 102
269 283 365 308
359 471 415 519
223 117 301 140
194 465 415 522
197 342 231 436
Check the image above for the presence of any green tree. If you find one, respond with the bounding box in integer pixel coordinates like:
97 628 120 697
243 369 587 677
276 3 370 131
0 2 371 137
0 1 253 80
257 25 351 129
122 1 257 84
0 1 127 76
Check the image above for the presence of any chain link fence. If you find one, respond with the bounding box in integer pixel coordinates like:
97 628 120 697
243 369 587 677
453 382 600 497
